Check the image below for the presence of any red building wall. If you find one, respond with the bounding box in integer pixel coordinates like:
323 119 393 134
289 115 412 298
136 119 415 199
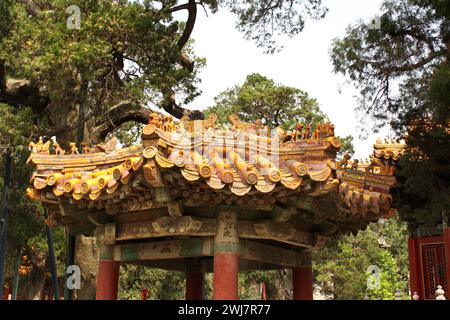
409 235 448 299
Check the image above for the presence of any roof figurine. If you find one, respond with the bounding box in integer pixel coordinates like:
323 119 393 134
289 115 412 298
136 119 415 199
69 142 79 155
229 114 262 132
52 140 65 155
180 111 218 132
29 136 51 154
81 141 95 154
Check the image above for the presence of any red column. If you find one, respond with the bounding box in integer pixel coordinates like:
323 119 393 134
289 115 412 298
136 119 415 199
2 286 10 300
407 237 421 299
293 266 313 300
444 226 450 293
96 260 120 300
213 210 239 300
186 272 204 300
213 253 239 300
141 288 148 300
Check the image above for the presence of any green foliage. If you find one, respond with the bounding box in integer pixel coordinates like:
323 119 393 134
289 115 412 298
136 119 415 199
207 73 328 130
0 0 205 140
0 103 65 292
365 250 403 300
313 217 409 300
238 271 279 299
395 59 450 227
336 135 355 160
118 267 282 300
0 0 12 39
0 104 35 154
330 0 446 124
218 0 328 53
108 121 143 148
118 265 185 300
0 148 67 290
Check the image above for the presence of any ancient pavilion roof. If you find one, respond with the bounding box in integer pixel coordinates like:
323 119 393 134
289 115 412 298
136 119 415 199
28 127 338 201
25 114 406 245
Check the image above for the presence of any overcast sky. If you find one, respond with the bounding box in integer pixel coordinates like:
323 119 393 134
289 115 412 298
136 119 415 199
182 0 390 159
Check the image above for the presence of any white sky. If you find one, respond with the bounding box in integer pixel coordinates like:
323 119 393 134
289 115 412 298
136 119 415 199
182 0 391 159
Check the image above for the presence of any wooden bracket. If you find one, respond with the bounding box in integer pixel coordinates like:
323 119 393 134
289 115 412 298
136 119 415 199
167 200 184 217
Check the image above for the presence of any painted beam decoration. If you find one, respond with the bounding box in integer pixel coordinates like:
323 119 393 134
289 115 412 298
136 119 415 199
25 113 405 256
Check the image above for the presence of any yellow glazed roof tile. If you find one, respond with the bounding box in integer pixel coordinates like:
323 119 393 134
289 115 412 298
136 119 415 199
25 113 402 221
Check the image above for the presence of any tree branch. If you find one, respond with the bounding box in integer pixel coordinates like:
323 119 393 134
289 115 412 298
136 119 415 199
179 54 195 72
379 49 446 73
0 60 5 91
92 101 152 143
160 88 204 121
171 0 197 71
0 78 49 112
168 3 191 13
176 0 197 50
163 0 202 119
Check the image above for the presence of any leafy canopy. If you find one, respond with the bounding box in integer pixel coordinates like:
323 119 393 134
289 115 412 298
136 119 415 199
217 0 328 53
314 217 408 300
0 0 204 140
207 73 328 129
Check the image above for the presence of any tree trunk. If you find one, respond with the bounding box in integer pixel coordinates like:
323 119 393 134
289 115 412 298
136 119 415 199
23 249 47 300
48 74 102 300
267 269 293 300
73 236 99 300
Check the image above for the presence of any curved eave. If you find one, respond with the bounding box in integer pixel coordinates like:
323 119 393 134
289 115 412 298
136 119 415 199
149 148 333 196
27 145 143 167
26 124 341 204
336 168 398 218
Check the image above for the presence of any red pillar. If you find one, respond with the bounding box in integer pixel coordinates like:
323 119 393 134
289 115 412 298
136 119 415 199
293 266 313 300
96 260 120 300
407 237 421 299
141 288 148 300
213 210 239 300
2 286 10 300
444 226 450 293
186 272 204 300
213 253 239 300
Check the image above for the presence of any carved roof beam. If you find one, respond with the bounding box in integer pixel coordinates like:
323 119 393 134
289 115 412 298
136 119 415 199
115 216 314 248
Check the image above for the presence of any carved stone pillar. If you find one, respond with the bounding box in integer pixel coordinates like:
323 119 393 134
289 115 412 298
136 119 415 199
213 210 239 300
